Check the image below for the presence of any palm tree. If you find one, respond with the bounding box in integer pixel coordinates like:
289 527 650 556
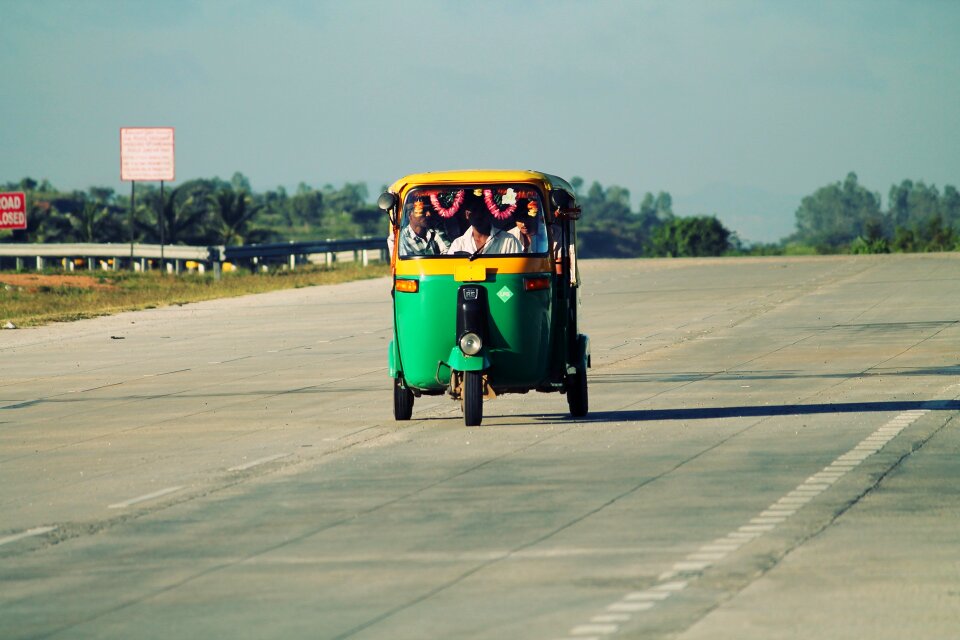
207 188 261 245
68 200 111 242
160 185 210 245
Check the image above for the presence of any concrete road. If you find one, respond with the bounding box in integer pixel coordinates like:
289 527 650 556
1 254 958 640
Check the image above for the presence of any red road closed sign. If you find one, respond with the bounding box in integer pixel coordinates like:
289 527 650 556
0 191 27 230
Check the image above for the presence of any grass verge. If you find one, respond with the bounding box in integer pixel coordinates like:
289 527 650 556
0 262 390 328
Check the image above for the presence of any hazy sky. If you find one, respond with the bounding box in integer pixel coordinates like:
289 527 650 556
3 0 959 241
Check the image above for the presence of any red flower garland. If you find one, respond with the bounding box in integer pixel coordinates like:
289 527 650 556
430 190 464 218
483 189 517 220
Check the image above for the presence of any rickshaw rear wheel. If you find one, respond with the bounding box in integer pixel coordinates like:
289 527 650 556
394 378 414 420
463 371 483 427
567 368 589 417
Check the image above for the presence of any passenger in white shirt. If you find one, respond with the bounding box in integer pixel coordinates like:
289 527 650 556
507 208 549 254
445 196 523 256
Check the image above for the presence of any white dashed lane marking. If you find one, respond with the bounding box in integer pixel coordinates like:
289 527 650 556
570 623 619 635
560 407 934 639
592 614 631 623
625 591 671 601
607 601 654 612
108 486 184 509
0 526 57 547
228 453 291 472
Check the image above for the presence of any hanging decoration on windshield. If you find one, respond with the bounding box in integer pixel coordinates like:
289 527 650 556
483 189 517 220
430 190 464 218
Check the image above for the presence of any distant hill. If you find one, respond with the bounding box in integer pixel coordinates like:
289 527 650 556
675 184 801 244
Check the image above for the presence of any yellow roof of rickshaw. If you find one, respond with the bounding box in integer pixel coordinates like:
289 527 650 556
387 169 576 196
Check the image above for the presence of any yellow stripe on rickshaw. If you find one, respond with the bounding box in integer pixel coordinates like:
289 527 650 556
395 257 553 278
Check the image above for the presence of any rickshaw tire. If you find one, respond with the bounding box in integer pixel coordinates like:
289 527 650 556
394 379 414 420
463 371 483 427
567 369 589 417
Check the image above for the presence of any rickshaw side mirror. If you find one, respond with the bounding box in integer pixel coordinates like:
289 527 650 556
378 192 399 226
551 189 572 210
551 189 582 220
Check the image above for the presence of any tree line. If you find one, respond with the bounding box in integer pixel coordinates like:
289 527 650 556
3 172 957 258
787 172 959 254
0 173 734 259
569 177 732 258
568 173 959 257
0 173 381 248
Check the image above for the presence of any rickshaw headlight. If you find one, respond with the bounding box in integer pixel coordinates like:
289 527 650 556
459 332 483 356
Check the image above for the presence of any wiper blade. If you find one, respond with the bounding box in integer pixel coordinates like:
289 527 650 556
469 237 492 261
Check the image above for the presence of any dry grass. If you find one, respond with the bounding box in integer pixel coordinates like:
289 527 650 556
0 262 390 327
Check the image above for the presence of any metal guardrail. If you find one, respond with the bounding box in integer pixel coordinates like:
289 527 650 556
223 238 385 261
0 243 219 261
0 238 387 272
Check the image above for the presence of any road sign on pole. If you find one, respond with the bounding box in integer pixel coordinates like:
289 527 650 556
120 127 175 267
120 127 175 182
0 191 27 230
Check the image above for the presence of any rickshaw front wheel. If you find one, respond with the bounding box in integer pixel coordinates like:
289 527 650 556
463 371 483 427
567 368 589 417
394 378 414 420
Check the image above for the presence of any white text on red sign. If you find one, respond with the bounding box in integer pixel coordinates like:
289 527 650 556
0 191 27 230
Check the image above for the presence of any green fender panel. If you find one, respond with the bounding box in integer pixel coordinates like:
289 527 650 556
447 347 490 372
388 339 399 378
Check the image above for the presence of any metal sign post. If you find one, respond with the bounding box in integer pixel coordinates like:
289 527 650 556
159 180 165 268
129 182 136 261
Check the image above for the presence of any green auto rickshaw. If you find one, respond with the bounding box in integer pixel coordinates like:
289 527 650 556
378 170 589 426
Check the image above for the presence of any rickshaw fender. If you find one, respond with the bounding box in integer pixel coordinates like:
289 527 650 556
388 339 400 378
447 347 490 372
576 334 591 369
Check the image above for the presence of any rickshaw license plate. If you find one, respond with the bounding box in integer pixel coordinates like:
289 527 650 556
454 264 487 282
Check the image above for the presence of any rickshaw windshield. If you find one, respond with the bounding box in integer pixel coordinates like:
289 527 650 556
398 185 549 258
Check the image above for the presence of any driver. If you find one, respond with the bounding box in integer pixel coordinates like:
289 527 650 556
445 193 523 255
397 199 450 256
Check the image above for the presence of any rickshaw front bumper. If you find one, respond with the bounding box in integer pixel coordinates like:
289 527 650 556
446 347 490 372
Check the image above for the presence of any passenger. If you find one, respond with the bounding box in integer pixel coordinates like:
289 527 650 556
508 200 549 253
397 199 450 256
549 211 579 287
445 193 523 256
